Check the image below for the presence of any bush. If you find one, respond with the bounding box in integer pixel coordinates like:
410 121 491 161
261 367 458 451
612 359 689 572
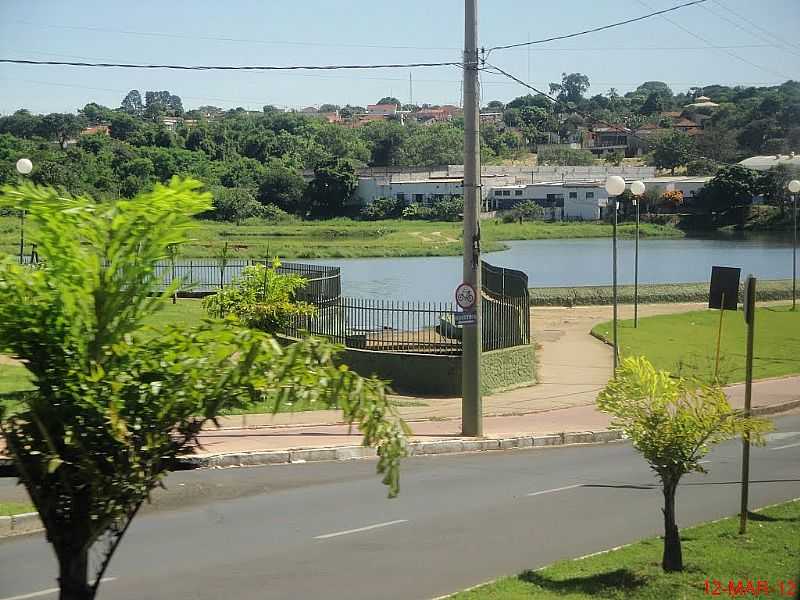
260 203 295 222
428 196 464 221
360 196 405 220
686 157 719 176
211 187 264 223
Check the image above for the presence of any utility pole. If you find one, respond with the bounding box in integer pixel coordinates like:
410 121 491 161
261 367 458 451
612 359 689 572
462 0 482 436
739 275 756 535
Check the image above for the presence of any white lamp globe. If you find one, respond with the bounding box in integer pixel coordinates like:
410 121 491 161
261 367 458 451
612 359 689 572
788 179 800 194
630 180 646 196
605 175 626 197
16 158 33 175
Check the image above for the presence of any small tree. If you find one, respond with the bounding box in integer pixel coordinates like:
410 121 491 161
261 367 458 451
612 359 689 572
0 179 406 600
649 130 694 175
597 357 770 572
512 200 544 222
204 260 316 334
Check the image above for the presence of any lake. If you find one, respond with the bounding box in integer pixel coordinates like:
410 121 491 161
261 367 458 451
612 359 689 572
310 233 797 302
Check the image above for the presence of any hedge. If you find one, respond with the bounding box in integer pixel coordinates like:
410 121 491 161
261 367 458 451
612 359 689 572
529 279 796 306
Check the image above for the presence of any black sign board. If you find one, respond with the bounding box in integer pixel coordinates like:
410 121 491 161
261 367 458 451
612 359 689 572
709 266 741 310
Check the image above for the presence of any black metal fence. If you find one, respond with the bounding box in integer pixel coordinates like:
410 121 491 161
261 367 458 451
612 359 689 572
280 260 530 355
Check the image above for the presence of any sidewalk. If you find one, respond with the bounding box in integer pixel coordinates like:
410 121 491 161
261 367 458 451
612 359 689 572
194 302 800 459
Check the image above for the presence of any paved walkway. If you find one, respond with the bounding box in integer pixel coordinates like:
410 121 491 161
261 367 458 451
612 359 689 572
197 302 799 455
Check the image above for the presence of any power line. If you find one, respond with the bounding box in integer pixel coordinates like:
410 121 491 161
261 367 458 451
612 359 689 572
636 0 793 81
10 20 461 52
485 0 708 55
709 0 800 53
0 58 463 72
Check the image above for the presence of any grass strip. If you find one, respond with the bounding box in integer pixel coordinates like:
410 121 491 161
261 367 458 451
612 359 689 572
591 305 800 384
531 279 796 307
450 499 800 599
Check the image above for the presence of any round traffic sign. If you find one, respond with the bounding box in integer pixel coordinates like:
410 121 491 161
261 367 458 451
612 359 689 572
455 282 477 310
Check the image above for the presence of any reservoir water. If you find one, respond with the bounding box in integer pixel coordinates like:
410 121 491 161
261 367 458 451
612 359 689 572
310 233 796 302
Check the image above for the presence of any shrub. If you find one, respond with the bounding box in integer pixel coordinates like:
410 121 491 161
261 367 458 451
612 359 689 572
537 146 596 166
360 196 405 220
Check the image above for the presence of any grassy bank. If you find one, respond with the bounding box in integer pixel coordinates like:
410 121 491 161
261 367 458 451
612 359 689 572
1 216 682 260
450 499 800 599
591 305 800 384
0 502 35 516
531 279 796 307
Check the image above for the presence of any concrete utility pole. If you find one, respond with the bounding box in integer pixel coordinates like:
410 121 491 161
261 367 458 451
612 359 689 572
462 0 482 436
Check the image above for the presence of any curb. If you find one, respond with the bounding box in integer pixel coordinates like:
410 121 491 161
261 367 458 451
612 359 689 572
0 512 41 537
176 429 626 469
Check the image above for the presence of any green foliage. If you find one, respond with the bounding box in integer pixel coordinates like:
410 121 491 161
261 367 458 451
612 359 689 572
360 196 405 220
598 356 770 571
203 260 316 333
210 187 265 223
0 179 406 599
699 164 757 214
648 130 695 174
511 200 544 221
305 157 358 217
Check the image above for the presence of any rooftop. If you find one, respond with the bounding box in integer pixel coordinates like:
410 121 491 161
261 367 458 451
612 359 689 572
739 154 800 171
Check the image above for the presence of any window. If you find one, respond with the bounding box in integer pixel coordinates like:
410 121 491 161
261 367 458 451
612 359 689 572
502 190 511 196
495 190 502 196
396 193 406 202
586 192 594 199
515 190 523 196
414 194 424 203
569 192 578 199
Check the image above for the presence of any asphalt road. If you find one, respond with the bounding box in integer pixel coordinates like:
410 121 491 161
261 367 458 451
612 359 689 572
1 414 799 600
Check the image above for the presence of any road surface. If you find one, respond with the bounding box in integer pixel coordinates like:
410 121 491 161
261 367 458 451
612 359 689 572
1 415 799 600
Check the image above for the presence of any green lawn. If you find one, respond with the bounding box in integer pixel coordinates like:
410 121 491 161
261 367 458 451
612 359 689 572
1 216 682 260
450 499 800 599
592 305 800 384
0 299 207 401
0 502 35 516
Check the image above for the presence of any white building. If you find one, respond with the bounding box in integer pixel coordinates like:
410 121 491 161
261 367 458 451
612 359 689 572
739 153 800 172
355 177 465 206
487 175 712 220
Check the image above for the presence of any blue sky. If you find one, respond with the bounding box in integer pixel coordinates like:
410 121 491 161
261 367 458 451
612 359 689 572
1 0 799 114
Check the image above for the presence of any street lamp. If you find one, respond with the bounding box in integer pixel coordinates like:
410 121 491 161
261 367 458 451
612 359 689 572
630 180 646 327
15 158 33 264
605 175 626 373
788 179 800 310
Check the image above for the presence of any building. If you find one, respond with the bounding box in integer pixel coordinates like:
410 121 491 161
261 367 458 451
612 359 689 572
81 124 110 136
479 112 502 124
487 175 712 220
739 153 800 172
366 103 399 117
585 126 630 156
356 177 465 207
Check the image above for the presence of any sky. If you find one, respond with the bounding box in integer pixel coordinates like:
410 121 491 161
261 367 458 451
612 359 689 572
1 0 799 115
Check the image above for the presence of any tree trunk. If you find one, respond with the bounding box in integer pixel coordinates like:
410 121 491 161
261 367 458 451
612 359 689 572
57 547 93 600
661 479 683 572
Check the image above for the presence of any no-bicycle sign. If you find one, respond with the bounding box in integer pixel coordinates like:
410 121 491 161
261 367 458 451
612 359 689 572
455 282 477 310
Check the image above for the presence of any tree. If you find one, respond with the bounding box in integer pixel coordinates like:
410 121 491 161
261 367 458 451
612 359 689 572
318 103 339 113
109 112 140 142
0 179 406 600
537 147 595 166
0 109 43 139
37 113 85 148
359 120 407 166
258 158 307 213
548 72 590 107
639 92 665 116
360 196 405 220
649 130 695 175
485 100 505 111
204 260 316 332
604 150 624 166
377 97 400 106
79 103 113 125
305 157 358 217
398 123 464 167
120 90 143 116
756 163 800 215
699 164 757 214
210 186 265 223
597 357 769 572
511 200 544 222
695 126 739 163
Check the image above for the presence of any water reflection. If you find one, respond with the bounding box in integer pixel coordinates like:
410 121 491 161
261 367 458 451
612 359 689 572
312 234 795 302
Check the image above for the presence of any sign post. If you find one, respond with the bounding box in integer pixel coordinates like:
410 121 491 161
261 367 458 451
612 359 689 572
708 266 741 382
739 275 757 535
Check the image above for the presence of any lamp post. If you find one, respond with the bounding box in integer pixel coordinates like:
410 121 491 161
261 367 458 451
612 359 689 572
605 175 626 373
630 180 646 327
15 158 33 264
788 179 800 311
